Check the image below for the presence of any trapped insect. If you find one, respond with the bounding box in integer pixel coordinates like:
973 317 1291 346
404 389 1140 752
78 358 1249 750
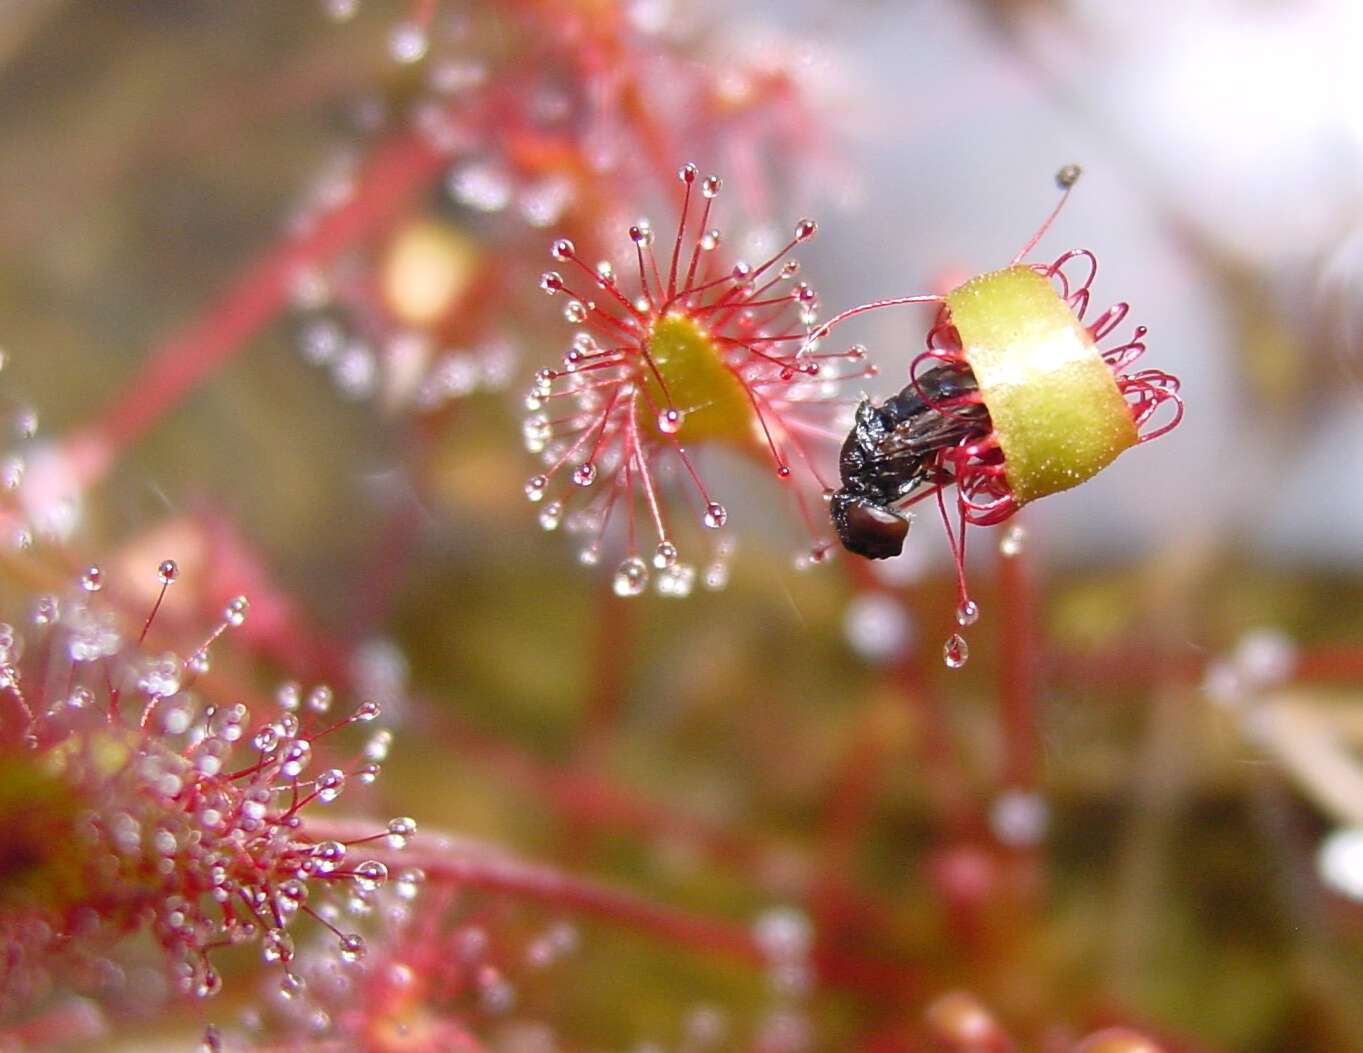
816 166 1183 662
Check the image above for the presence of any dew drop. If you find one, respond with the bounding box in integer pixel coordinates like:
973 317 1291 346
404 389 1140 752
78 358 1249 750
612 556 649 597
656 562 696 598
657 407 683 434
999 524 1026 558
563 300 589 324
539 271 564 295
653 540 678 569
354 859 388 891
33 595 59 625
0 455 22 491
699 228 721 251
13 408 37 439
316 768 346 802
353 700 382 722
701 175 722 199
279 971 305 1000
629 223 654 246
194 964 222 999
201 1023 223 1053
678 162 699 184
703 502 727 529
313 839 346 871
943 633 969 669
157 559 179 584
305 684 333 713
386 816 417 848
776 465 792 479
955 600 980 627
339 933 367 963
524 474 549 503
387 21 428 64
1056 163 1082 189
572 462 597 487
80 566 103 592
263 928 295 964
794 218 818 242
538 500 564 531
224 596 249 627
551 238 575 261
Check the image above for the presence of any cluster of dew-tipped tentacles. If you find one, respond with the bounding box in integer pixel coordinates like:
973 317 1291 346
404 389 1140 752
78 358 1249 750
524 163 877 597
0 560 413 1010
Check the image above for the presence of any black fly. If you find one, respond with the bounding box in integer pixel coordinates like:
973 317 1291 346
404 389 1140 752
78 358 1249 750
829 365 990 560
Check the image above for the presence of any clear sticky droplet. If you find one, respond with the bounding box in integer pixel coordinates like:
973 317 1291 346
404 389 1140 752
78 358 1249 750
388 21 428 64
943 633 969 670
612 557 649 597
955 600 980 627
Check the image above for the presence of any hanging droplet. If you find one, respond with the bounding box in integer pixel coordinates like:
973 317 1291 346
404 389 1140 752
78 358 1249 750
955 600 980 627
157 559 179 584
701 176 722 199
551 238 575 261
703 502 727 529
653 540 678 569
794 218 818 242
943 633 969 669
572 462 597 487
612 557 649 597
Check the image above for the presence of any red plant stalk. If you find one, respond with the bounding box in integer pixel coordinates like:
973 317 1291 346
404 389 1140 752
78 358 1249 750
308 819 916 1000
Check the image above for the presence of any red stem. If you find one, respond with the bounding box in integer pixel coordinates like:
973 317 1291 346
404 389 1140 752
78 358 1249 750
66 124 449 487
308 820 914 1000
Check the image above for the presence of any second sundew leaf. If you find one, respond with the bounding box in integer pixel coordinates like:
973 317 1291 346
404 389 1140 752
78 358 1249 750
946 265 1138 505
641 313 757 446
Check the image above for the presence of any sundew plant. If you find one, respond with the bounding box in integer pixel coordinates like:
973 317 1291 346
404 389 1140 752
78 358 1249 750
2 3 1363 1053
